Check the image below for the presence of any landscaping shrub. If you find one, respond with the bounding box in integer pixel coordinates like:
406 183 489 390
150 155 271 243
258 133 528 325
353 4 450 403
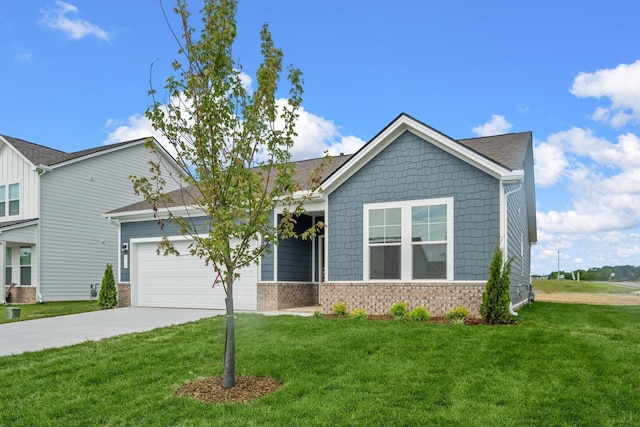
408 306 430 321
349 307 368 320
98 264 118 310
332 301 349 316
480 246 513 324
389 301 409 319
445 306 470 322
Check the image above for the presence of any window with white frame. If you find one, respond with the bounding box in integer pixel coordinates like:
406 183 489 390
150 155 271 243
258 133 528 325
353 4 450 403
0 183 19 217
20 246 31 285
365 198 453 281
5 246 12 284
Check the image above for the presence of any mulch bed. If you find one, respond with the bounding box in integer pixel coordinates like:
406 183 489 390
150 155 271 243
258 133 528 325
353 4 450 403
176 375 282 403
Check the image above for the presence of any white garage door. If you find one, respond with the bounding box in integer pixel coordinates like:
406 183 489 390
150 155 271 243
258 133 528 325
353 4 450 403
132 238 258 310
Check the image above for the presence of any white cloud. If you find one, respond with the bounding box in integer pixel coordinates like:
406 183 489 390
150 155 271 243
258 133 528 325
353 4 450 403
471 114 513 137
39 1 110 41
570 60 640 127
15 52 33 63
103 101 365 163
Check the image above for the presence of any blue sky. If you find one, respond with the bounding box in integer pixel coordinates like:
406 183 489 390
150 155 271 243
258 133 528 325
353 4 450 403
2 1 640 276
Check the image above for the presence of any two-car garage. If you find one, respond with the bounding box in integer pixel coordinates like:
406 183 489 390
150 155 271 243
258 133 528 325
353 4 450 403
130 238 258 310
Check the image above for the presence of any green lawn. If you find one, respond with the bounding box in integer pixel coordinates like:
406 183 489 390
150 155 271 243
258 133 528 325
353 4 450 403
0 301 100 324
1 303 639 426
532 279 638 293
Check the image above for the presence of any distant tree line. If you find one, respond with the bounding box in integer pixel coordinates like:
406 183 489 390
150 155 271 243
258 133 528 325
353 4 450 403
541 265 640 281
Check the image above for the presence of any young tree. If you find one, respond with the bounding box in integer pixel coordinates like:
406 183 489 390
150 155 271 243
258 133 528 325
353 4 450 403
131 0 326 389
98 264 118 310
480 245 513 324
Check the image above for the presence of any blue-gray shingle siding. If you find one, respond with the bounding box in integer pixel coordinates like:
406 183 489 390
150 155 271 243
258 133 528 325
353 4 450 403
327 130 500 281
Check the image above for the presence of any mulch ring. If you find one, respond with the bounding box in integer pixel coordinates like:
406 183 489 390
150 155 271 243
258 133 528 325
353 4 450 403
176 375 283 403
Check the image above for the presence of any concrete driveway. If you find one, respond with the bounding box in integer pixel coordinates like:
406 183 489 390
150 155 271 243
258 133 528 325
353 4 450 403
0 307 225 357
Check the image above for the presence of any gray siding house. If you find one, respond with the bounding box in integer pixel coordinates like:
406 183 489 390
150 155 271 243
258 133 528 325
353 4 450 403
0 135 184 304
107 114 536 316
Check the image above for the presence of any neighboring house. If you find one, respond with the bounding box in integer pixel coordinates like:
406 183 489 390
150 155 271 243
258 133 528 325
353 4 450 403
0 135 184 304
106 113 536 316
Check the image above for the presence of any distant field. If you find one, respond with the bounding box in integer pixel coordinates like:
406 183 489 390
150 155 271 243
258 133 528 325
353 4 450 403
532 279 638 293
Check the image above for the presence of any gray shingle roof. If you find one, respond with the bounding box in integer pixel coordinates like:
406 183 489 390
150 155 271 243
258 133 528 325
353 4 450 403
458 131 532 171
107 154 354 214
1 134 147 166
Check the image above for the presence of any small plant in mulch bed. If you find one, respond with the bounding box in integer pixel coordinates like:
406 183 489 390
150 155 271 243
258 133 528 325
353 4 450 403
389 301 409 319
332 301 349 316
349 307 368 320
407 306 430 321
445 306 470 324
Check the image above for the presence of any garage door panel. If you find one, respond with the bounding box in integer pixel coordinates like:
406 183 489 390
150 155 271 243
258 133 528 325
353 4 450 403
134 239 257 310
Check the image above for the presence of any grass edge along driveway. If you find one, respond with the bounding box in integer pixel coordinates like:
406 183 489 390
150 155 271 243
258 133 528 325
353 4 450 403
1 302 639 426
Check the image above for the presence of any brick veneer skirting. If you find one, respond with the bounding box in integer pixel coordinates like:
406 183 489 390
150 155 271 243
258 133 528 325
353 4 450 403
257 282 319 311
4 285 36 304
319 282 487 317
117 283 131 307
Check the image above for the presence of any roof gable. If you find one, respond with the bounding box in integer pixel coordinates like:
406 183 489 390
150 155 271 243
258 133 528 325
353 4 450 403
322 113 525 194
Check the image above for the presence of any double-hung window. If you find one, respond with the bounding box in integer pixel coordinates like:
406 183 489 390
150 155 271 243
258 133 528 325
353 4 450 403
5 247 12 284
20 246 31 285
0 183 19 217
365 198 453 281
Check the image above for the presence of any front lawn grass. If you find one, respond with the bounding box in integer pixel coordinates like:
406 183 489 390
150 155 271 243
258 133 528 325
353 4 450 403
533 279 637 293
0 301 100 324
1 303 639 426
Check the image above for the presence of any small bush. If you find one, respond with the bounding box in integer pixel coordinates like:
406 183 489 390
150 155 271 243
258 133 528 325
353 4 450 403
98 264 117 310
312 310 322 319
389 301 409 319
446 306 470 321
480 245 513 324
332 301 349 316
349 307 368 320
408 306 430 321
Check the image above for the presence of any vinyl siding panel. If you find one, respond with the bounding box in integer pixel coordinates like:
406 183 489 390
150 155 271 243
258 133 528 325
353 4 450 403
328 130 500 281
0 143 39 220
38 144 183 300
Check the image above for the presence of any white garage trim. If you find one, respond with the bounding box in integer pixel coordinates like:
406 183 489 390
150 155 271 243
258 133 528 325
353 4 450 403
130 235 259 310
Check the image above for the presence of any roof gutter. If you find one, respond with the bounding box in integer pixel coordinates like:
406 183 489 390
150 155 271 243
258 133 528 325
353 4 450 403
35 165 52 176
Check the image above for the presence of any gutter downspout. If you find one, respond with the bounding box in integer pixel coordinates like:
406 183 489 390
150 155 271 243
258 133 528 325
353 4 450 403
34 166 51 303
503 179 523 316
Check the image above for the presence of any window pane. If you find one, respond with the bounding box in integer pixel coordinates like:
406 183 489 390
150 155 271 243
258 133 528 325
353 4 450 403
386 225 402 243
412 224 428 242
20 247 31 266
0 186 5 200
430 223 447 241
369 209 384 226
412 205 429 223
430 204 447 222
413 243 447 279
8 183 19 199
386 208 401 225
8 200 19 215
369 226 385 243
5 247 12 266
370 246 401 279
21 267 31 285
0 201 4 217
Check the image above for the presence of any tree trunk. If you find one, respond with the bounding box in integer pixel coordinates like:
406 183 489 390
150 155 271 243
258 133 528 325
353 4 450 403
223 273 236 389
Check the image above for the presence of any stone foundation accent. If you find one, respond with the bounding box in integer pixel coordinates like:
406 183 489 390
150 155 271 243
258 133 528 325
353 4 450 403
257 282 319 311
320 282 486 317
117 283 131 307
4 285 36 304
